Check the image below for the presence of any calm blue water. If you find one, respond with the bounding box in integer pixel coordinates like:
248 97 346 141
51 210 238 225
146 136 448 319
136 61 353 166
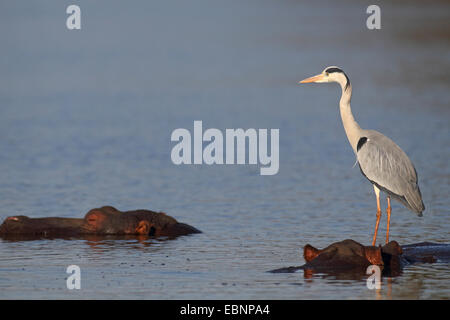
0 0 449 299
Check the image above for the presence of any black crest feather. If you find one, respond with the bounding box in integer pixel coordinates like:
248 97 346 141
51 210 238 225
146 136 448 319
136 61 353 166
325 67 350 90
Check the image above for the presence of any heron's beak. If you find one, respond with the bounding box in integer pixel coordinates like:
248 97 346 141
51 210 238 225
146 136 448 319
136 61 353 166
298 74 324 84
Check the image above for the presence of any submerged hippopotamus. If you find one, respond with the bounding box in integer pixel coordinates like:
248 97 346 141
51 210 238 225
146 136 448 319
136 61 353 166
0 206 201 239
269 239 450 277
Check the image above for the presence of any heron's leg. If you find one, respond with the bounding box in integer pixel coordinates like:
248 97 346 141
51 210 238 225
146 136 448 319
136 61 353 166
371 185 382 246
386 196 391 244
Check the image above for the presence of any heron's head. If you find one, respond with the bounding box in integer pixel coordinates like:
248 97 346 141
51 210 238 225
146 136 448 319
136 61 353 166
299 66 350 90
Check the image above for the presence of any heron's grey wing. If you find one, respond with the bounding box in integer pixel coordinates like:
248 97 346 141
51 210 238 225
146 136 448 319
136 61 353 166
356 131 424 214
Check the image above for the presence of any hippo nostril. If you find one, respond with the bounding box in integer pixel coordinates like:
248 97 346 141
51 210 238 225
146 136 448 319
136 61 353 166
148 226 156 236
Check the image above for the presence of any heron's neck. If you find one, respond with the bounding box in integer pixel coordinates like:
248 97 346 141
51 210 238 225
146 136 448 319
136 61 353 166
339 83 361 154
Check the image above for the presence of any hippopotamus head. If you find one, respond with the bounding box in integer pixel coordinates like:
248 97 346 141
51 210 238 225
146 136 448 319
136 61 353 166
81 206 201 237
269 239 403 277
303 239 384 270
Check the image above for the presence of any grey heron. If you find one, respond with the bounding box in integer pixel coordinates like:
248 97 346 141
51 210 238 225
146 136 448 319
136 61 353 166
299 66 425 246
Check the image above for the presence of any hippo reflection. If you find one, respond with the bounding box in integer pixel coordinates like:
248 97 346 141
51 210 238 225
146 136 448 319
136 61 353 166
0 206 201 239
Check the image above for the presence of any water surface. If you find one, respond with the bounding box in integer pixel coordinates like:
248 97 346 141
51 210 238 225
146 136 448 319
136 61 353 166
0 0 449 299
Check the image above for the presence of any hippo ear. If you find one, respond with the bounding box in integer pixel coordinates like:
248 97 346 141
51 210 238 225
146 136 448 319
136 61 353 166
136 221 156 236
304 244 321 262
364 246 384 266
83 210 106 231
85 212 98 227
